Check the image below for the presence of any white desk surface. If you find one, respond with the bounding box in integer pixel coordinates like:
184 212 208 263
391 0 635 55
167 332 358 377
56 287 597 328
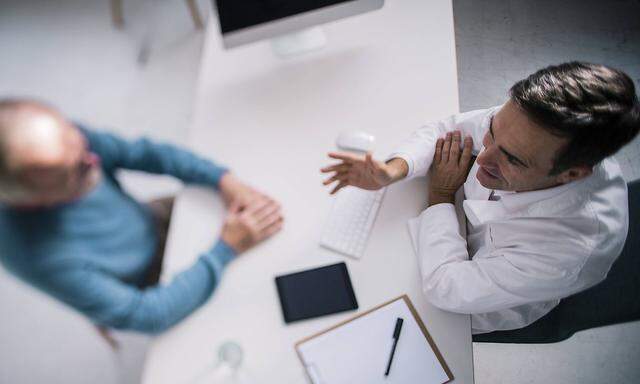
142 0 473 383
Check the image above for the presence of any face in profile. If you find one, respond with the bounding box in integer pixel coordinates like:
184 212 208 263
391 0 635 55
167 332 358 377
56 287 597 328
475 101 579 192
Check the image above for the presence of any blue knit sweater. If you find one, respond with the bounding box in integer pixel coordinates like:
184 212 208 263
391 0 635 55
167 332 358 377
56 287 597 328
0 126 235 333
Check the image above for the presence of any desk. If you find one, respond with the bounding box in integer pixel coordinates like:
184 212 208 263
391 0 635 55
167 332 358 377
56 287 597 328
142 0 473 382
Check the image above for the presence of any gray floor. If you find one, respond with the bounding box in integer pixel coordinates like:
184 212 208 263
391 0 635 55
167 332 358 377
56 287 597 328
0 0 638 383
454 1 640 383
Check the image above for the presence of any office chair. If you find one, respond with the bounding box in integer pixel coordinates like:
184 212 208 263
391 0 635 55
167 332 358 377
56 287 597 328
473 179 640 344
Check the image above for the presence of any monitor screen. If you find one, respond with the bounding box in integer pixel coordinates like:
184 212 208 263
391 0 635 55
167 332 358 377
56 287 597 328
215 0 356 33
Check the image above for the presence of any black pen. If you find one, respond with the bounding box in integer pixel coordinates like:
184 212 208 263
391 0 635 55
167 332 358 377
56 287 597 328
384 317 404 376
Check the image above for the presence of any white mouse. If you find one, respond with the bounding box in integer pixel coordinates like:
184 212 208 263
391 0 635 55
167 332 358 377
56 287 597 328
336 131 375 152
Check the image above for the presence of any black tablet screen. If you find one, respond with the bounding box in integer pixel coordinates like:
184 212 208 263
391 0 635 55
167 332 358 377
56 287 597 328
275 262 358 323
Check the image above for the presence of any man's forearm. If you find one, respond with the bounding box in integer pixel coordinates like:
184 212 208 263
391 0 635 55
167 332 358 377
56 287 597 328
415 203 474 312
218 172 238 197
121 240 235 333
385 157 409 184
82 127 228 187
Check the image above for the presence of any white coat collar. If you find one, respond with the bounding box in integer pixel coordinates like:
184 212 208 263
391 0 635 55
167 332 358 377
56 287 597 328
463 159 603 226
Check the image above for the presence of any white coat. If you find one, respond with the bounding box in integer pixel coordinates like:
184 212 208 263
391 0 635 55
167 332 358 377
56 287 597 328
390 106 629 334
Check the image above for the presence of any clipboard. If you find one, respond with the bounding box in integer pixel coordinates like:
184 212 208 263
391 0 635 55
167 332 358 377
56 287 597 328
295 295 453 384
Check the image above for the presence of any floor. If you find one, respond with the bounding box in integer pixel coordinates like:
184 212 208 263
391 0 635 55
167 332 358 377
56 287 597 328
0 0 638 383
454 1 640 383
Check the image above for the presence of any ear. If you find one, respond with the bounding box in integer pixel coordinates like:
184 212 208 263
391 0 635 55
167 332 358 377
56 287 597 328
555 165 593 185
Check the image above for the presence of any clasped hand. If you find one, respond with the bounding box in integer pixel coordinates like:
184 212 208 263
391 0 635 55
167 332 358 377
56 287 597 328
219 173 283 254
428 131 474 206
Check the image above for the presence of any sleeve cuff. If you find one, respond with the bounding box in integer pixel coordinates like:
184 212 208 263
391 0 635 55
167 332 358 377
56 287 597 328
386 152 415 180
417 202 459 236
207 166 230 189
422 202 457 219
202 239 236 276
418 202 465 244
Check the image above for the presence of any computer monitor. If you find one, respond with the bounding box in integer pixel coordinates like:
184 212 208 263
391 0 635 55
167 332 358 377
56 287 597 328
213 0 384 56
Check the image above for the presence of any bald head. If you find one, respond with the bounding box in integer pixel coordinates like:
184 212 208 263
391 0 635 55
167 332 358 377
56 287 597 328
0 100 70 173
0 99 100 206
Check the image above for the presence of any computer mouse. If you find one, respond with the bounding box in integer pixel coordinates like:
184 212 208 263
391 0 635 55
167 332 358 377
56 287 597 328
336 131 375 152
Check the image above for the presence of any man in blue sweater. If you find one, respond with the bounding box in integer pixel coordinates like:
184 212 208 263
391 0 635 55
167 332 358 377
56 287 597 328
0 99 283 334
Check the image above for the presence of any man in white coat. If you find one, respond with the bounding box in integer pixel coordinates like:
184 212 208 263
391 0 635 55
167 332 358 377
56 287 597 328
321 62 640 334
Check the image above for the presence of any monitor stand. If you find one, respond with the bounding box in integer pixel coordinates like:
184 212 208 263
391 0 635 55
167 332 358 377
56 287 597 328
271 27 327 58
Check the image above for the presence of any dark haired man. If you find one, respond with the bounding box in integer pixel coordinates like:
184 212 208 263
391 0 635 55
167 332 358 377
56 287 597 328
322 62 640 333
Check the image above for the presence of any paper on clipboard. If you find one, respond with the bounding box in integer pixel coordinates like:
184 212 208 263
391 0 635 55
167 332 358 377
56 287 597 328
295 295 452 384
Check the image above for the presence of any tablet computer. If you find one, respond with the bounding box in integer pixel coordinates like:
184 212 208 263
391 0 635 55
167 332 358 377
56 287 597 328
275 262 358 323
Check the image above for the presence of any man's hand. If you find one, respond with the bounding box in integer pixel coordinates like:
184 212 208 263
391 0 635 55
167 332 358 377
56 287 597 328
219 173 265 213
321 152 408 194
429 131 474 206
221 198 283 254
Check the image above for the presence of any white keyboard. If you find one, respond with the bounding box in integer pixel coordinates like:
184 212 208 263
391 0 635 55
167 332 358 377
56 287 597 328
320 186 386 259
